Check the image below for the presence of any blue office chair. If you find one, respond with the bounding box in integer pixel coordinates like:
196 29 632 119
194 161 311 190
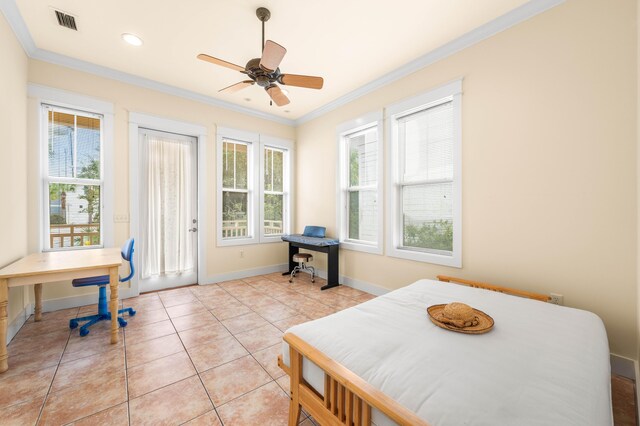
69 238 137 336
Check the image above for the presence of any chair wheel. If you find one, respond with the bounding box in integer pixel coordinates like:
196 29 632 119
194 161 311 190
289 279 293 283
69 319 78 329
79 328 90 337
130 309 136 316
312 279 315 283
118 318 128 327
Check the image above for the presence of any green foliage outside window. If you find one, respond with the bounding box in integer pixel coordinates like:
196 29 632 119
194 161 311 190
403 220 453 252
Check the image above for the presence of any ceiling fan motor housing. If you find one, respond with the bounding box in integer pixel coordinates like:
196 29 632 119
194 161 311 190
245 57 280 87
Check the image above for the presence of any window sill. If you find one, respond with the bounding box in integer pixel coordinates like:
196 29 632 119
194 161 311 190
341 240 383 255
386 246 461 268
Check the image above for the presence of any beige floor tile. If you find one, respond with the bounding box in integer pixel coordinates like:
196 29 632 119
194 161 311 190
253 344 286 379
39 372 127 426
1 396 44 426
272 315 311 333
217 381 289 426
5 345 64 378
221 312 270 335
7 330 68 358
52 349 125 392
178 323 231 349
200 355 272 406
124 319 175 343
166 301 207 319
125 333 185 368
124 307 169 328
0 365 56 409
127 351 196 398
61 331 124 364
182 410 223 425
209 302 252 320
70 402 129 426
253 303 298 322
171 311 219 332
234 324 283 353
159 293 197 308
186 335 249 373
129 376 212 426
14 318 71 340
275 375 290 394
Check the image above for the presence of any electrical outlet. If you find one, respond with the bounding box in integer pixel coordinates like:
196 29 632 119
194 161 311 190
240 250 244 258
550 293 564 305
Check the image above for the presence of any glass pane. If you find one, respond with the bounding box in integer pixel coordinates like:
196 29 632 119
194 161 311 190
348 128 377 188
48 111 75 178
348 190 377 242
76 115 101 179
402 182 453 252
222 191 248 238
48 183 101 249
264 194 284 235
222 141 248 190
400 101 453 183
264 148 284 193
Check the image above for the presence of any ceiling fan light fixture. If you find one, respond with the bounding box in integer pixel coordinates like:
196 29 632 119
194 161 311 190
122 33 143 46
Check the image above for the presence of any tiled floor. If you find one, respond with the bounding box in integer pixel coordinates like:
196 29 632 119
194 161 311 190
1 272 637 426
0 272 374 425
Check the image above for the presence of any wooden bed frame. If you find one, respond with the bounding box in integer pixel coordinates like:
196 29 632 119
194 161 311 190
277 276 550 426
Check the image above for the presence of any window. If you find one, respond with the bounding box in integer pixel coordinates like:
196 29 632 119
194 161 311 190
337 112 383 254
44 105 104 250
217 128 292 246
221 139 252 240
387 80 462 267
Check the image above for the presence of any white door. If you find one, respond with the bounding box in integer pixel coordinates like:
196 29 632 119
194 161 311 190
138 128 198 292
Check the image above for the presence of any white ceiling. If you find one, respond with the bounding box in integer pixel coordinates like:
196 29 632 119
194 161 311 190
16 0 529 120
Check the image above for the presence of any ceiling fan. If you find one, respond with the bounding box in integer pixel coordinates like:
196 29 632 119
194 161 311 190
197 7 324 107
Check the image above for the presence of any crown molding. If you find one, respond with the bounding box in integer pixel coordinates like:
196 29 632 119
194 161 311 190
2 0 564 128
0 0 295 127
294 0 565 125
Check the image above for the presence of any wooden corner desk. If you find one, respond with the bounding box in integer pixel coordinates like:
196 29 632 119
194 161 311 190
0 248 123 373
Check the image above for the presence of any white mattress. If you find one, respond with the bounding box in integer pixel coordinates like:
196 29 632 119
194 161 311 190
282 279 612 426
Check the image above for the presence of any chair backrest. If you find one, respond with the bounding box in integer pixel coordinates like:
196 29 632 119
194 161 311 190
302 226 326 238
120 238 135 283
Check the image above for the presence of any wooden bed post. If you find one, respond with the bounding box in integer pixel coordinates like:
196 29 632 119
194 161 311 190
289 344 302 425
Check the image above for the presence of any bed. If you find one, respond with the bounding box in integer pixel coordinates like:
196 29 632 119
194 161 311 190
278 277 612 426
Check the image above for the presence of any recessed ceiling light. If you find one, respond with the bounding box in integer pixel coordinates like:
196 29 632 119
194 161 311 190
122 33 143 46
244 98 251 102
284 110 290 113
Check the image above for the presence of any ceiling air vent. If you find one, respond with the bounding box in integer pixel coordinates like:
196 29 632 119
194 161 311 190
54 10 77 31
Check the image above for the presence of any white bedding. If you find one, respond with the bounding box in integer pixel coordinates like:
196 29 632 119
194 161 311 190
282 279 612 426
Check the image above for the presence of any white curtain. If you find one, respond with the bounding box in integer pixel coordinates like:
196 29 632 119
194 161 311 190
140 131 195 278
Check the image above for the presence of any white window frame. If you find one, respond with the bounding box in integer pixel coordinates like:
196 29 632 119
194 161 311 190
216 127 293 246
29 84 114 252
336 111 383 254
386 80 462 267
259 135 293 243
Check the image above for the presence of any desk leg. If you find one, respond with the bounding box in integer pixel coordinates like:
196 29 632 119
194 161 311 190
34 284 42 322
282 244 299 276
109 267 119 345
0 279 8 373
321 245 340 290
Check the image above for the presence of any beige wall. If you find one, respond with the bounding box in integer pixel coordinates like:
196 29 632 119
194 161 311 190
25 60 295 302
296 0 638 358
0 14 29 325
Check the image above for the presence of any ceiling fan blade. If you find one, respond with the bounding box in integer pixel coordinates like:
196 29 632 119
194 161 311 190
259 40 287 72
279 74 324 89
197 54 245 73
219 80 255 93
266 85 290 106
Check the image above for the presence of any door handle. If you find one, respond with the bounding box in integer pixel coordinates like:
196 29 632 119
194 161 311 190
188 227 198 232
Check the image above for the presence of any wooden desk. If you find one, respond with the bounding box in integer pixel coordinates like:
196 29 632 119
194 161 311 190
0 248 123 373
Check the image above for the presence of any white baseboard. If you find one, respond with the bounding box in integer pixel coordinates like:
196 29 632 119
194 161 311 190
610 354 637 380
310 268 390 296
6 303 33 345
204 263 289 284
